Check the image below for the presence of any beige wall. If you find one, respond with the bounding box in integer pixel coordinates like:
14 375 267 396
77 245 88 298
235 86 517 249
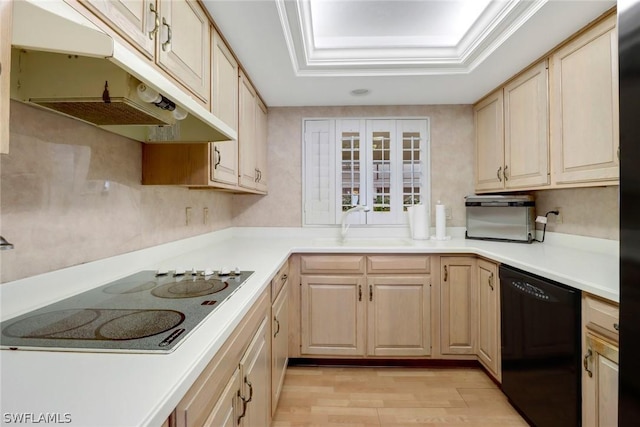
0 102 233 283
533 186 619 240
232 105 476 227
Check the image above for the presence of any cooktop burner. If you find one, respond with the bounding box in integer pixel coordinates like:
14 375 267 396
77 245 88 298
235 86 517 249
0 270 253 353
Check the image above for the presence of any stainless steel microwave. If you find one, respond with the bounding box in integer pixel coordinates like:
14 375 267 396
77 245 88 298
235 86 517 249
465 195 535 243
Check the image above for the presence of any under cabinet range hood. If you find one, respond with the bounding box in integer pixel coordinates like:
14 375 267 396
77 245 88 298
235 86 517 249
10 0 236 143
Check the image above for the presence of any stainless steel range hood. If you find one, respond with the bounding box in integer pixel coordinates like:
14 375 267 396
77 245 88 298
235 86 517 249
10 0 236 143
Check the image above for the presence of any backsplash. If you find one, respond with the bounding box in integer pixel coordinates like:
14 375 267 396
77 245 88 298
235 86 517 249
232 105 476 228
0 102 233 283
533 186 619 240
1 103 620 283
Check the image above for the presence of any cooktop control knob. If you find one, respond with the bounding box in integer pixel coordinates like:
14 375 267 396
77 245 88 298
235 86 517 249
234 267 241 275
189 268 197 276
219 267 231 276
174 268 186 276
156 269 169 276
203 269 214 276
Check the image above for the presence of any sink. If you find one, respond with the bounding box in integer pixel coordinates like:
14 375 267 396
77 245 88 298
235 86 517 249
312 238 414 247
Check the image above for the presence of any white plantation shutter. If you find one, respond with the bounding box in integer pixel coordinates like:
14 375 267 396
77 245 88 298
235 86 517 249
303 120 336 225
303 118 430 226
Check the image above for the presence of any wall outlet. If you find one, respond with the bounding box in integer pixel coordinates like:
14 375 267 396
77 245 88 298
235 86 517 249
553 207 563 224
185 207 192 226
445 207 452 220
203 207 209 225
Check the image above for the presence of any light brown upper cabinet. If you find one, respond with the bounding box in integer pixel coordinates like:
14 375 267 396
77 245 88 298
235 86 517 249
474 60 549 193
82 0 211 105
238 70 268 193
0 0 11 154
550 13 619 186
211 29 239 186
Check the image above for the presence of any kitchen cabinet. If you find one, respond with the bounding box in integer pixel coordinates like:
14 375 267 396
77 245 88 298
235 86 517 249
0 0 11 154
440 257 477 355
238 316 270 427
238 70 268 192
211 29 239 186
474 90 504 192
271 277 289 415
300 274 366 356
81 0 211 105
175 290 270 427
367 275 431 356
550 12 618 186
299 255 431 357
582 294 619 427
474 60 549 192
205 368 240 427
477 259 501 381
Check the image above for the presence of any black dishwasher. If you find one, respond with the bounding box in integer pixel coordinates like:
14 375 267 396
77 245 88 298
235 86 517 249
500 265 581 427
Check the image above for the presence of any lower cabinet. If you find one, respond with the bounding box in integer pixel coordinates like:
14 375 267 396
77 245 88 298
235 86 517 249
440 257 477 355
238 317 270 427
300 275 365 356
205 368 241 427
271 279 289 415
299 255 431 357
582 294 619 427
477 259 501 381
174 290 271 427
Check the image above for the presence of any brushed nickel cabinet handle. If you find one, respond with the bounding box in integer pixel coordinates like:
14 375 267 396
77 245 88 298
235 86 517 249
583 349 593 377
358 285 362 301
614 323 619 331
369 285 373 301
488 272 494 290
497 167 502 182
281 273 288 283
148 3 160 40
444 265 448 282
504 165 509 181
161 17 172 52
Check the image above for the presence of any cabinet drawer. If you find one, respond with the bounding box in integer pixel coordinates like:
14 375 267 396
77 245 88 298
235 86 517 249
300 255 365 274
271 259 290 302
367 255 430 274
583 294 619 343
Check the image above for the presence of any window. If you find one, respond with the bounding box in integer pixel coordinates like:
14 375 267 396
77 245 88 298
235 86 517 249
303 118 430 226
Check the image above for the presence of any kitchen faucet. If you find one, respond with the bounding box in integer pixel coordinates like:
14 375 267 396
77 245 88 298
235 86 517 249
341 205 371 241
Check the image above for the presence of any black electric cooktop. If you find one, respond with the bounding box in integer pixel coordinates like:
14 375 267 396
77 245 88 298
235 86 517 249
0 270 253 353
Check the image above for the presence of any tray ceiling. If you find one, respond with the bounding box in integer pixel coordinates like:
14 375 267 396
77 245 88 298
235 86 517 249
203 0 616 106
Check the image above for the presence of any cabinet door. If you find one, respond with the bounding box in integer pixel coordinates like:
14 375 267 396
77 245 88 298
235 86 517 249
440 257 477 355
300 275 365 356
271 282 289 415
504 60 549 189
212 29 238 131
211 141 238 186
366 275 431 356
239 316 270 427
583 333 618 427
474 90 505 192
158 0 211 104
477 259 501 381
0 0 11 154
204 368 240 427
255 99 268 193
82 0 156 58
550 13 618 185
238 71 257 190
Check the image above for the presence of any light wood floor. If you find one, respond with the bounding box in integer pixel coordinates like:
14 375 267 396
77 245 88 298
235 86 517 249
272 366 529 427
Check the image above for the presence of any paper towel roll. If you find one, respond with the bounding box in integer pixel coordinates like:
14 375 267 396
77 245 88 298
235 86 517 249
435 201 447 240
407 204 430 240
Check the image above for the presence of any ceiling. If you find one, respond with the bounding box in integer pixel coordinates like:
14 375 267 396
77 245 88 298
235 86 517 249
201 0 616 107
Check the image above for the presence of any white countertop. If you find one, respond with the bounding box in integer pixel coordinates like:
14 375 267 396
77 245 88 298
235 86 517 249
0 227 619 426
